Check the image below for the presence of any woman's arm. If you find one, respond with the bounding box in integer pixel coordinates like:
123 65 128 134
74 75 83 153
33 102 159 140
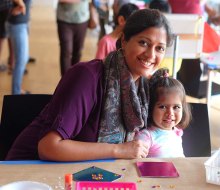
38 131 149 161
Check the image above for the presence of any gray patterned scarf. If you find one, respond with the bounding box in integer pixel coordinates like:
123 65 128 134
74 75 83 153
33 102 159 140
98 50 149 143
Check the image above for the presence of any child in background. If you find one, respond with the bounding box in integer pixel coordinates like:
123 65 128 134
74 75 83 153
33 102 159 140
93 0 110 40
112 0 131 22
95 3 138 59
135 68 192 158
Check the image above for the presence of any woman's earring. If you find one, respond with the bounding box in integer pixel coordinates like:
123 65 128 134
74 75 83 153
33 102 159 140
117 48 122 53
117 48 125 57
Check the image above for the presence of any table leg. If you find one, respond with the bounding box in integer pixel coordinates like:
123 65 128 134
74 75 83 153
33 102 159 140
206 69 213 105
172 35 179 79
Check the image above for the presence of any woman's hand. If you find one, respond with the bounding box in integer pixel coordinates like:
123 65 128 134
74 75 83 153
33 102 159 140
114 140 149 159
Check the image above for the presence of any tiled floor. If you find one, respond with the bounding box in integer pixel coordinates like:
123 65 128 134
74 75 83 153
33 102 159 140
0 3 219 153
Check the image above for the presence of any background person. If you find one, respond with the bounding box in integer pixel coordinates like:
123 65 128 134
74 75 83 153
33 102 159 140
93 0 110 40
149 0 171 13
7 0 30 94
56 0 89 76
0 10 12 72
0 0 25 72
95 3 139 59
0 0 26 13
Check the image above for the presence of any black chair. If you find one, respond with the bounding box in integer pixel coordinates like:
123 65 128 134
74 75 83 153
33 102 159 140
0 94 52 160
177 59 220 98
182 103 211 157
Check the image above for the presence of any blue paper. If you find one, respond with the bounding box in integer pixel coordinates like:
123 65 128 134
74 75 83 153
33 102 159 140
0 159 115 165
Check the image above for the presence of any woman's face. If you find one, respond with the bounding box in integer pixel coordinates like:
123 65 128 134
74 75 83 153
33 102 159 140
122 27 167 81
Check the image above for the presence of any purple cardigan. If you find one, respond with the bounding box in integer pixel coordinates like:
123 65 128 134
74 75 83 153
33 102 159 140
6 59 104 160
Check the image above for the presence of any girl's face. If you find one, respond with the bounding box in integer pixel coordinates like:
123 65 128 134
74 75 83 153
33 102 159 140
122 27 167 81
152 92 183 130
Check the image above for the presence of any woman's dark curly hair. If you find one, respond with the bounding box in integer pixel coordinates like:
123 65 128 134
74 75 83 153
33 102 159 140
148 68 192 129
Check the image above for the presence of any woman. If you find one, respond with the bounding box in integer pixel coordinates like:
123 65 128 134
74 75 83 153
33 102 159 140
6 9 173 161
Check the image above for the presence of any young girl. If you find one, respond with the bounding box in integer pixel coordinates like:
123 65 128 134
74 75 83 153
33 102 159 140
135 68 192 158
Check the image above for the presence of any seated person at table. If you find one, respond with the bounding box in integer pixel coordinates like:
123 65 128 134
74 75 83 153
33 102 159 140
6 9 173 161
95 3 139 59
135 68 192 158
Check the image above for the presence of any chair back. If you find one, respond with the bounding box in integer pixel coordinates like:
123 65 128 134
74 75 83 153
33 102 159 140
0 96 211 159
0 94 52 160
182 103 211 157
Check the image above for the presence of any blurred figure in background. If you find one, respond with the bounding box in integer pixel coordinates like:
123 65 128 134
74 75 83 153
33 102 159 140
112 0 131 27
0 0 26 12
168 0 203 15
205 1 220 26
57 0 89 76
209 16 220 25
93 0 111 40
95 3 139 59
167 0 220 24
0 9 13 72
0 0 25 72
7 0 31 94
149 0 171 13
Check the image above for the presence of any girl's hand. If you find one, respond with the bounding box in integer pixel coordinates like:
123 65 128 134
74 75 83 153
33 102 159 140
115 140 149 159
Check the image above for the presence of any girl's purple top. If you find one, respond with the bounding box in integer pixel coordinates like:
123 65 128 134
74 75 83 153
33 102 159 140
6 59 104 160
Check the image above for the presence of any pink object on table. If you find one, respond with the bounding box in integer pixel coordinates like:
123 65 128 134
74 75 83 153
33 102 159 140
136 161 179 178
76 182 137 190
